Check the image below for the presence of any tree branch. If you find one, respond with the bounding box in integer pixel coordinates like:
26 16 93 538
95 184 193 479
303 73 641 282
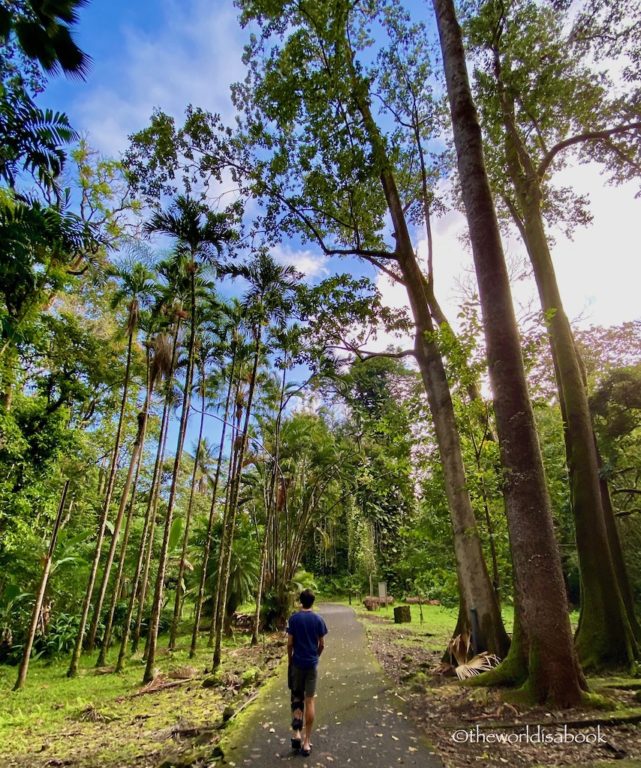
326 343 415 361
365 256 406 284
612 487 641 495
537 122 641 179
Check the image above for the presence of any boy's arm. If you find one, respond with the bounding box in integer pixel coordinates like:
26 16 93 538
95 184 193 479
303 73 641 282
317 636 324 656
287 633 294 663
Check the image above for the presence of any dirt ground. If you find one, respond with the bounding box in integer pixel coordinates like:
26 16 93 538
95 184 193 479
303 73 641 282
364 614 641 768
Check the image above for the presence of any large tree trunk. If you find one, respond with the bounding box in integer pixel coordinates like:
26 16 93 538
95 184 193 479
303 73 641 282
212 335 261 670
168 362 207 651
116 327 178 672
189 347 237 658
431 0 584 706
520 194 638 669
143 278 198 684
14 481 70 690
597 448 641 638
496 69 638 669
68 329 135 678
348 44 509 660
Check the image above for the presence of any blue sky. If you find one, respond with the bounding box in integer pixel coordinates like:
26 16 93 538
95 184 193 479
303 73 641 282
46 0 377 286
25 0 641 463
39 0 641 368
42 0 641 334
46 0 246 155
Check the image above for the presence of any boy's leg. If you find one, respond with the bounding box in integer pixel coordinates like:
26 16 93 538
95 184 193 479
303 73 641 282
302 666 318 752
291 691 304 733
302 694 315 750
290 665 304 747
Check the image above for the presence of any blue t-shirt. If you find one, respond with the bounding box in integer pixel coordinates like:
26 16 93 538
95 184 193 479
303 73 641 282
287 610 328 669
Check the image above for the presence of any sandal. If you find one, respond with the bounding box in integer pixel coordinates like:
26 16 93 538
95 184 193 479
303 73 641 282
291 737 301 751
301 744 312 757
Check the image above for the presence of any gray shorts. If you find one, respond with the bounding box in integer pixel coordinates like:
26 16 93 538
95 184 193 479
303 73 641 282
290 664 318 698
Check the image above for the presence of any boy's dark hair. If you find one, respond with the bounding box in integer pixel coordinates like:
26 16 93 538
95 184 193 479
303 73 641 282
300 589 315 608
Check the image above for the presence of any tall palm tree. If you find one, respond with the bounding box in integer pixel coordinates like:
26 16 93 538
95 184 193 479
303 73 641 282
190 302 246 658
96 325 173 667
251 325 303 645
67 260 155 677
167 342 217 650
116 327 178 672
211 252 299 670
0 0 91 78
14 480 70 689
132 257 192 656
142 197 237 683
86 264 157 653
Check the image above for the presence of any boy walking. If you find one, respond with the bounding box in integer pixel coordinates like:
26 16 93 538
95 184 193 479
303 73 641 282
287 589 328 757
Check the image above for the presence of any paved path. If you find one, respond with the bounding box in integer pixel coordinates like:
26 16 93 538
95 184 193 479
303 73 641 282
222 604 443 767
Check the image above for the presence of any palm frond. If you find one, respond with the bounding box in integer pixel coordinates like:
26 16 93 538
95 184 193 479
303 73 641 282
454 652 501 681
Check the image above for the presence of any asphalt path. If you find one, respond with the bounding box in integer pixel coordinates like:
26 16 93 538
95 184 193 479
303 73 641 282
222 603 443 767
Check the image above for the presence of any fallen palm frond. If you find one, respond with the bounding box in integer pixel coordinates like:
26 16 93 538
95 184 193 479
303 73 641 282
432 660 457 676
75 705 119 722
447 632 472 667
454 652 501 680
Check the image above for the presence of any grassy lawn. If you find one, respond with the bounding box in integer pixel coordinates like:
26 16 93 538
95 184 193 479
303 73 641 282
0 629 276 767
334 597 581 653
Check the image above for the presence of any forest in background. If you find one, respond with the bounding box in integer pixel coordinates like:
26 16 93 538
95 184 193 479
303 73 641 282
2 0 641 720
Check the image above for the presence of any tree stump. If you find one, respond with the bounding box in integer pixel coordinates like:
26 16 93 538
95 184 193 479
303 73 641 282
394 605 411 623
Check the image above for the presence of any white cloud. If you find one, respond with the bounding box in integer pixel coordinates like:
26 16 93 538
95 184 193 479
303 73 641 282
271 243 330 280
541 164 641 328
74 0 245 156
364 160 641 358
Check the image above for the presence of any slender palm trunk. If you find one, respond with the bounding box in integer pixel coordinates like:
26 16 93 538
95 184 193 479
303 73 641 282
213 333 261 670
252 364 286 645
168 362 207 650
208 391 242 648
431 0 584 705
14 481 70 690
116 359 174 673
131 328 181 658
88 389 151 654
347 42 509 658
134 411 170 656
190 350 237 658
96 371 153 667
143 276 198 684
68 329 134 677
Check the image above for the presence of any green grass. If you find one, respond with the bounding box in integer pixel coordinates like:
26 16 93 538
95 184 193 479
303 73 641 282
0 630 262 767
338 598 579 654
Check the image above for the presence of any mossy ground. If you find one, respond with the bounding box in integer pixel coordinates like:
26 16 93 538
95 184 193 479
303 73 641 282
0 628 284 768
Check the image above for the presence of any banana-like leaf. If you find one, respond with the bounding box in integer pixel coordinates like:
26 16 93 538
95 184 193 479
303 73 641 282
168 517 183 551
